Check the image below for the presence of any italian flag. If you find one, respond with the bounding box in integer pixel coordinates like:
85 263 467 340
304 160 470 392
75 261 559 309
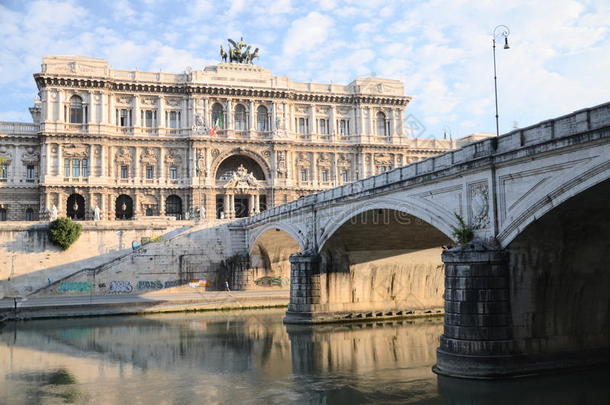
208 117 222 136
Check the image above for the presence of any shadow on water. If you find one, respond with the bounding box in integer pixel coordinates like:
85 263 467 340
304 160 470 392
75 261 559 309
1 311 609 404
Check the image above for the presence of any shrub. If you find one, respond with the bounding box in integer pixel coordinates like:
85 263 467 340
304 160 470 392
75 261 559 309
48 217 82 250
450 213 473 245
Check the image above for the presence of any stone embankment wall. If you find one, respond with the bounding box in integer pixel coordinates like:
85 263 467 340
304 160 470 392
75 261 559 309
0 220 233 298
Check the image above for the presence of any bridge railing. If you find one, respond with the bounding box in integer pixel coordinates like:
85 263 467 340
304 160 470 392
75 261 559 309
238 101 610 226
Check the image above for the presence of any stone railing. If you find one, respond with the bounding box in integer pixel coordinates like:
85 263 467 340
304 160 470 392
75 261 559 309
237 101 610 227
0 121 39 135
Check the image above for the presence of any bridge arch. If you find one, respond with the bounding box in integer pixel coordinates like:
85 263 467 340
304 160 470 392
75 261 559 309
498 156 610 248
318 196 456 253
247 223 305 289
505 176 610 358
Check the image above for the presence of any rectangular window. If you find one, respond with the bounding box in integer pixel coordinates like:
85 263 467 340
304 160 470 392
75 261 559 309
0 164 7 179
321 169 329 182
339 119 350 135
121 165 129 179
82 159 88 177
318 119 328 135
26 165 35 179
119 109 130 127
144 110 155 128
146 166 154 179
169 111 179 129
72 159 80 177
300 169 308 182
341 170 349 182
169 167 177 179
298 117 308 134
64 159 70 177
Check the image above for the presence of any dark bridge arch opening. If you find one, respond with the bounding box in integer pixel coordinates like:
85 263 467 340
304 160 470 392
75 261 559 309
507 178 610 357
249 228 300 289
318 208 452 316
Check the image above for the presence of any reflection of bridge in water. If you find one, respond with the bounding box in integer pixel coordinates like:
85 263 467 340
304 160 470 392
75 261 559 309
230 102 610 378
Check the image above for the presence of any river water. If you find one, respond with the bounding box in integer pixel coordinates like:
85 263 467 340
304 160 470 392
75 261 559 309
1 309 609 404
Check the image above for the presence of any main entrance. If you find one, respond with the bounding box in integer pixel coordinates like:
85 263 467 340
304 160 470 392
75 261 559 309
234 196 249 218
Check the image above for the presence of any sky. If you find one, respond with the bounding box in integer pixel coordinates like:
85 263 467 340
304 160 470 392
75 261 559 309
0 0 609 139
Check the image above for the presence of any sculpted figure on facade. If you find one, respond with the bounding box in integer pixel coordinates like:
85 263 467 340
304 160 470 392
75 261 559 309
93 205 101 221
115 147 131 164
50 204 58 221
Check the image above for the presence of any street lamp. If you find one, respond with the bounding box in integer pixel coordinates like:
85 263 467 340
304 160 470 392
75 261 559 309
492 25 510 136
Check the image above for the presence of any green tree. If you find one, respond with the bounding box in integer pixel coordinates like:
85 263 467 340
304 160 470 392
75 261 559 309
48 217 82 250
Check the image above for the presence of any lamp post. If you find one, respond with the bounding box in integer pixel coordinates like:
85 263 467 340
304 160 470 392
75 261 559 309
492 25 510 136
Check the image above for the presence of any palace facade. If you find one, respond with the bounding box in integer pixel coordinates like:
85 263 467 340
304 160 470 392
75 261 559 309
0 55 458 221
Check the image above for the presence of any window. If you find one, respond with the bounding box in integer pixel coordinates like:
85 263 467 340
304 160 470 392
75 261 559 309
69 95 84 123
298 117 308 134
168 111 180 129
234 104 247 130
376 111 388 136
25 208 34 221
64 159 70 177
169 167 177 179
118 109 131 127
146 165 154 179
142 110 156 128
26 165 35 179
82 159 88 177
0 208 6 221
257 105 269 131
341 170 349 182
318 119 328 134
0 163 8 179
211 103 224 128
377 165 392 174
321 169 329 182
300 168 308 182
121 165 129 179
72 159 80 177
339 119 350 136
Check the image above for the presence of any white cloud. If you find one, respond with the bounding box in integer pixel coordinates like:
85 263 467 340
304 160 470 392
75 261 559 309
282 12 333 57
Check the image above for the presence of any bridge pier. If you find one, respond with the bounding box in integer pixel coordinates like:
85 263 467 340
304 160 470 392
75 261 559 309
434 244 515 378
284 252 322 324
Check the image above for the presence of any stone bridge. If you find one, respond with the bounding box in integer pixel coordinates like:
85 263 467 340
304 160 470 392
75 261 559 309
229 102 610 378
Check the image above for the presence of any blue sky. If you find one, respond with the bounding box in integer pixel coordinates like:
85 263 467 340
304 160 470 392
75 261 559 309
1 0 609 139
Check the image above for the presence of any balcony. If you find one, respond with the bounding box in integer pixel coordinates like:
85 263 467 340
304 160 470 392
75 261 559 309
0 121 39 135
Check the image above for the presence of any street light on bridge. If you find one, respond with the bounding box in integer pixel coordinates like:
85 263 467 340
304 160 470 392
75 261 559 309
492 25 510 136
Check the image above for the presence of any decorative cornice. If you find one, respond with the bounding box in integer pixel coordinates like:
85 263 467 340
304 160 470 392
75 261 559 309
34 74 411 106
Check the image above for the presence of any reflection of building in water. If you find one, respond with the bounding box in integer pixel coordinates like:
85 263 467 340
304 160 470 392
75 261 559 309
0 55 460 221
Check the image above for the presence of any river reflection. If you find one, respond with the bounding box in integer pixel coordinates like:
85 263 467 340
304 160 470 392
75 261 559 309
1 310 609 404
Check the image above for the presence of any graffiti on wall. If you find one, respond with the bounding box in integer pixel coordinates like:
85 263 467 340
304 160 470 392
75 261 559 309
57 282 92 292
108 280 133 293
253 276 288 287
137 280 183 290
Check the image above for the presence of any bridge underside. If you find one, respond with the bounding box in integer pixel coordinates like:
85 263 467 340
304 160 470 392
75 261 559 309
285 209 451 324
436 178 610 378
246 229 299 289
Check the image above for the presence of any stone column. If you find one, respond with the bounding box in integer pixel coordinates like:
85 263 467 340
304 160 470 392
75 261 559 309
159 147 165 180
57 143 63 176
108 146 114 179
271 102 277 132
226 99 233 130
284 253 321 324
229 193 235 218
254 194 260 214
248 194 255 216
108 92 115 125
223 194 229 218
329 105 337 137
133 95 141 128
310 104 316 135
100 145 106 177
134 147 141 180
368 107 374 137
248 100 255 132
434 245 513 379
158 96 165 130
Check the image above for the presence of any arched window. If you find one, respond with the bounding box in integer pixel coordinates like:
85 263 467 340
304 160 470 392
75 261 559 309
211 103 224 129
69 95 84 124
25 208 34 221
166 195 182 219
0 208 7 221
234 104 247 130
376 111 387 136
257 105 269 131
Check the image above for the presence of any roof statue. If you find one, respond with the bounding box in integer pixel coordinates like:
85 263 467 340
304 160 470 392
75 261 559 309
220 37 259 64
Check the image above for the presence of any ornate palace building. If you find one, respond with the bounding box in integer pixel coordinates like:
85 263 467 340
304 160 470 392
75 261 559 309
0 54 459 221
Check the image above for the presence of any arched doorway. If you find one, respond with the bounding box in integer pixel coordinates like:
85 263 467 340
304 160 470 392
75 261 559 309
67 194 85 220
215 154 267 219
115 195 133 220
166 195 182 219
